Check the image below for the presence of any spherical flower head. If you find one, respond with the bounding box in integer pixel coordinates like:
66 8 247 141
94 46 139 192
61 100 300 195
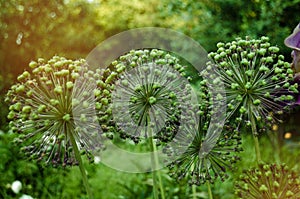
235 163 300 199
206 36 297 129
6 56 102 166
166 85 242 185
96 49 191 143
168 124 242 185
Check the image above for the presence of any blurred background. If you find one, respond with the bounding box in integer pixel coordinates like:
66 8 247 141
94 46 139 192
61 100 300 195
1 0 300 198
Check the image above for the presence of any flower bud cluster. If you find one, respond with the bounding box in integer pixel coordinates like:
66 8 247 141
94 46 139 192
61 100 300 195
6 56 102 166
96 49 189 142
205 36 297 129
166 81 242 185
235 163 300 199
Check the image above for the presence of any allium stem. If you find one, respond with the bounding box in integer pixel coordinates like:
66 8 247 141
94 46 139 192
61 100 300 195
206 181 213 199
148 123 165 199
192 185 197 199
68 124 93 199
250 113 262 163
149 134 159 199
191 163 197 199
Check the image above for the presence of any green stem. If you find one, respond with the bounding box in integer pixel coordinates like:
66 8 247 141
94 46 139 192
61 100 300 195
191 163 197 199
206 181 213 199
250 113 262 163
152 138 166 199
68 125 93 199
192 185 197 199
147 114 166 199
149 133 166 199
149 133 160 199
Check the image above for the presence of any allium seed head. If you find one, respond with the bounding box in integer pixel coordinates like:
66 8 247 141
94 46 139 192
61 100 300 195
235 163 300 199
166 82 242 185
97 49 191 142
206 36 297 129
6 56 102 166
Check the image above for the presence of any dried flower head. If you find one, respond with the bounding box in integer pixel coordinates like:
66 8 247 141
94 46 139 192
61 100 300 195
205 36 297 129
235 163 300 199
97 49 191 143
6 56 102 166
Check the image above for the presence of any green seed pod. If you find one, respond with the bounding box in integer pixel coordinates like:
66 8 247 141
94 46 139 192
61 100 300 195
71 72 80 79
258 48 267 55
13 102 22 111
245 82 252 89
54 86 63 94
247 52 255 59
101 98 109 105
259 65 269 72
16 85 25 93
274 67 283 74
103 89 110 96
66 81 74 89
239 106 246 114
245 70 253 76
286 191 294 197
268 46 280 53
29 61 38 68
94 89 101 97
83 101 89 108
37 105 47 113
217 42 225 48
226 70 233 76
259 185 268 192
148 96 156 105
50 99 59 106
80 114 87 122
253 99 261 105
22 106 31 113
7 111 15 120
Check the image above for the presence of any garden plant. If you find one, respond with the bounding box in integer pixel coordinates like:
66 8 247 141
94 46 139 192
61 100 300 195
2 2 300 198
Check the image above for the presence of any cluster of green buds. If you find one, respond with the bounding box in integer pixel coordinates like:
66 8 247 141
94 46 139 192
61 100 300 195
167 116 242 185
6 56 103 166
96 49 189 143
167 80 242 185
205 36 297 129
235 163 300 199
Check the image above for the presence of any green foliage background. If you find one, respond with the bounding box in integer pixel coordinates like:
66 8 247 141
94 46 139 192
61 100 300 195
1 0 300 198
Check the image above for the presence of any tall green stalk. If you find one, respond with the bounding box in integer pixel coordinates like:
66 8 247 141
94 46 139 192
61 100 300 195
148 123 166 199
206 181 213 199
192 185 197 199
250 113 262 163
191 163 197 199
68 124 93 199
149 134 159 199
